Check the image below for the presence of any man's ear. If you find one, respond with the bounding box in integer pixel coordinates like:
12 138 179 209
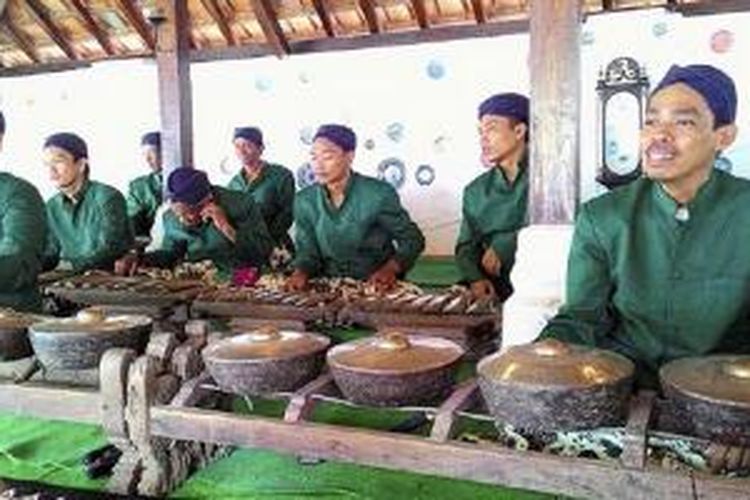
515 122 528 142
715 123 738 152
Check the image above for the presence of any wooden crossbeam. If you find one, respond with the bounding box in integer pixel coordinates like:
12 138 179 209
69 0 116 55
201 0 235 45
358 0 380 34
470 0 486 24
678 0 750 16
115 0 156 51
24 0 77 60
249 0 290 57
410 0 429 29
311 0 335 37
0 12 40 63
602 0 615 10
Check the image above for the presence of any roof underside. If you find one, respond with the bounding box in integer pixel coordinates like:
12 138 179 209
0 0 744 73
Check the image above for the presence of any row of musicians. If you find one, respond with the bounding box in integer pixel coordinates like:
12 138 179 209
2 62 749 388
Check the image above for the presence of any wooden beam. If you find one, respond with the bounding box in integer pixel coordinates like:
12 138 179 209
470 0 486 24
24 0 77 60
358 0 381 34
249 0 290 57
411 0 429 29
601 0 615 11
201 0 236 45
678 0 750 16
149 405 749 500
529 0 581 224
155 0 194 174
191 19 528 62
69 0 115 55
0 60 91 77
0 382 101 424
115 0 156 51
0 13 40 63
311 0 335 37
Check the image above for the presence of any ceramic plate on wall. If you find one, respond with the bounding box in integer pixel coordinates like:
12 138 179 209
377 158 406 190
297 162 316 189
415 164 435 186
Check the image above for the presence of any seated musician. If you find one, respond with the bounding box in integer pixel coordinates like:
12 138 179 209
42 132 133 272
116 167 273 277
227 126 295 253
286 124 425 292
538 64 750 389
0 111 47 312
455 93 529 301
126 131 163 239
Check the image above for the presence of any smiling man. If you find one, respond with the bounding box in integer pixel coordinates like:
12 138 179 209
43 132 133 272
538 64 750 388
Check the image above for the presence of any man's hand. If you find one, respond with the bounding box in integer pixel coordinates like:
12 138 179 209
285 269 310 292
114 253 139 276
470 279 496 299
201 202 236 243
368 259 401 292
481 247 502 277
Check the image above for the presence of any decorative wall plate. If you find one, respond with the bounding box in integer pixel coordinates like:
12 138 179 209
377 158 406 190
415 164 435 186
297 162 317 188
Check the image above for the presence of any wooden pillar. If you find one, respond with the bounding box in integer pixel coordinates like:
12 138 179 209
156 0 193 179
528 0 581 224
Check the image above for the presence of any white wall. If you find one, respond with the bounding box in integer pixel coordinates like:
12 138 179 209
1 8 748 255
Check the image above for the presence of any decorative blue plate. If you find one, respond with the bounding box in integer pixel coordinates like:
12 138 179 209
385 122 405 143
377 158 406 190
297 162 317 188
415 164 435 186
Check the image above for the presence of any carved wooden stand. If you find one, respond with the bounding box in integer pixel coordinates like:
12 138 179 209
117 342 749 500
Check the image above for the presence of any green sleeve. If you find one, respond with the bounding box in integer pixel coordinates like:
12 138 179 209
489 230 519 270
292 195 323 277
538 205 616 345
454 198 485 282
126 181 147 236
42 207 61 272
0 183 46 289
377 187 425 273
267 171 295 246
70 195 133 271
142 213 186 268
234 198 274 267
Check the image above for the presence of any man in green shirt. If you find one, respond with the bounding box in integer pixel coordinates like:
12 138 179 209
116 167 273 277
126 132 163 238
539 64 750 388
455 93 529 301
42 132 133 272
0 112 47 311
227 127 295 253
287 124 425 292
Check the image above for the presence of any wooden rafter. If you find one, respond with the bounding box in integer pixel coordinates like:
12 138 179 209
201 0 236 45
24 0 77 60
602 0 615 10
358 0 381 34
115 0 156 51
0 12 40 63
311 0 335 37
249 0 290 57
411 0 429 29
69 0 116 55
470 0 486 24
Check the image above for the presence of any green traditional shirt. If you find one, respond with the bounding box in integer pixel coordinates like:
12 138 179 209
126 172 162 237
0 172 47 311
293 172 425 279
227 162 295 249
44 180 133 272
144 186 273 274
455 158 528 299
540 170 750 387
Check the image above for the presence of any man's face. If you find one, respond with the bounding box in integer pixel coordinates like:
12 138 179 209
641 83 736 185
142 145 161 173
233 138 263 167
310 138 353 185
44 146 84 190
170 196 212 227
478 115 526 166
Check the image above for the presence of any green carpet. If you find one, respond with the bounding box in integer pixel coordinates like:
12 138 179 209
405 257 462 288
